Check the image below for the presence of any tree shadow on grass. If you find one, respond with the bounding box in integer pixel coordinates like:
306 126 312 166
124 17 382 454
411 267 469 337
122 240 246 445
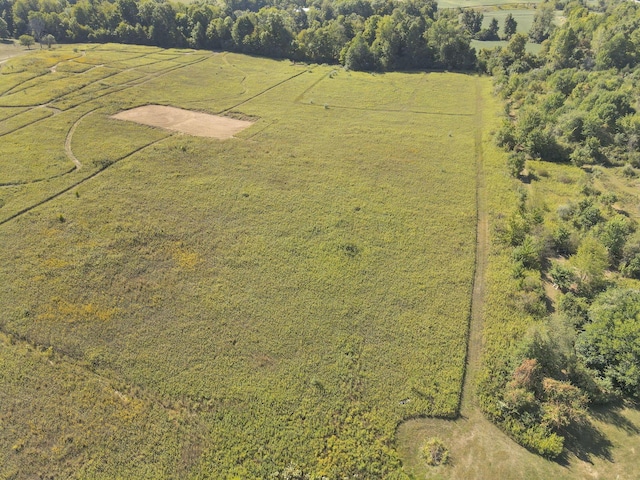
558 419 614 465
590 401 640 435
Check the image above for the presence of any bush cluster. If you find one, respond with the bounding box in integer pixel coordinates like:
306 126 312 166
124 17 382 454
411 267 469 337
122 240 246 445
481 0 640 459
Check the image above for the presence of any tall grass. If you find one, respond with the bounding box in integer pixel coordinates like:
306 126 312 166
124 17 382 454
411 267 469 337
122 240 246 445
0 45 478 477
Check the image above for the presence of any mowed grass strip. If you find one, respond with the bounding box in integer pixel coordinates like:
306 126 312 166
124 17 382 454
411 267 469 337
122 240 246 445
0 107 52 137
0 109 82 184
0 49 478 477
0 106 29 121
0 66 121 107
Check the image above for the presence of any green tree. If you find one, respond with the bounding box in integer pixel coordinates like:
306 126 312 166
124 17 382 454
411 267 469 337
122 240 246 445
507 151 525 177
460 9 482 35
549 262 575 292
18 33 34 48
571 236 608 292
529 3 554 44
548 27 579 69
41 33 55 48
343 33 376 71
576 289 640 398
477 17 499 41
27 10 45 43
597 214 633 265
0 16 7 38
426 14 475 70
595 31 636 70
503 12 517 40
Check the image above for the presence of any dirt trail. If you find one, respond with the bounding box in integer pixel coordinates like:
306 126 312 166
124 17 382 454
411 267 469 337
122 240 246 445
395 77 499 478
460 78 489 414
65 109 97 169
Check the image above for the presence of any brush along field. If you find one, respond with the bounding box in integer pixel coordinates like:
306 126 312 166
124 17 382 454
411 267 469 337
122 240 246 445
0 45 480 478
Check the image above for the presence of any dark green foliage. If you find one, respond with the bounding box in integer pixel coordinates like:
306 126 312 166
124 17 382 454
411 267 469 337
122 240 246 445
3 0 481 71
529 3 554 44
549 262 575 292
507 151 525 177
503 12 516 40
596 214 634 264
476 17 499 41
513 235 541 270
552 224 575 256
485 0 640 462
576 289 640 398
573 199 603 230
426 13 476 70
620 242 640 279
343 33 376 70
460 9 482 35
495 1 640 167
0 16 8 38
557 292 589 326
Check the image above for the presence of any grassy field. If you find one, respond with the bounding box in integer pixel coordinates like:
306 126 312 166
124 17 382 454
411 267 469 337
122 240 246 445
2 42 639 480
0 45 480 477
396 82 640 480
438 0 542 9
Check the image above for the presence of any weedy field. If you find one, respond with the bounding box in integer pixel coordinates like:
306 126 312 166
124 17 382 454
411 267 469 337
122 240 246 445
0 44 480 477
397 84 640 480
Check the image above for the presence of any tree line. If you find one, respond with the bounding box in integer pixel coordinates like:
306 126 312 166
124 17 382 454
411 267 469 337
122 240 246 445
0 0 486 70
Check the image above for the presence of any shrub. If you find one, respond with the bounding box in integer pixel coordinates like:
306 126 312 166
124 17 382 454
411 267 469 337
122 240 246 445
621 252 640 279
512 235 541 269
622 164 637 178
507 151 526 177
422 437 449 466
557 292 589 326
552 224 575 255
549 262 576 292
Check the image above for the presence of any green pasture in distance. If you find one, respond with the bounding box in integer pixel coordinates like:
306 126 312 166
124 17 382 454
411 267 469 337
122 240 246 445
0 45 480 477
472 38 543 54
471 8 563 54
437 0 542 9
481 8 536 34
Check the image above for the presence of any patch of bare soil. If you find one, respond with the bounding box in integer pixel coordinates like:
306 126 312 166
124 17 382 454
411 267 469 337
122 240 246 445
111 105 254 139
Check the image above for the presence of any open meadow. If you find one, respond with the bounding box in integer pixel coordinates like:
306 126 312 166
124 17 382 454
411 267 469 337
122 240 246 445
2 42 640 479
0 44 480 478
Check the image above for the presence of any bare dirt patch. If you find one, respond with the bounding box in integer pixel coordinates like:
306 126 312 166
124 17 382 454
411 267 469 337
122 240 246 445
111 105 254 139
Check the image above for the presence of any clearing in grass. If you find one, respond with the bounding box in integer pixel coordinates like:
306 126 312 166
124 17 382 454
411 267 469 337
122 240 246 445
111 105 254 139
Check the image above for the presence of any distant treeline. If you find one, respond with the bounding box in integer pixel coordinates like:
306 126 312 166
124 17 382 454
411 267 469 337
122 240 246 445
0 0 482 70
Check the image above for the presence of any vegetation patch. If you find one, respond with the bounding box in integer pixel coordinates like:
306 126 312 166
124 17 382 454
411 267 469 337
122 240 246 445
422 437 450 466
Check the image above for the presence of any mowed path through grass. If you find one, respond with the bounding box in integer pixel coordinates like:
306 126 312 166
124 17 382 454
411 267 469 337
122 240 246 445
397 77 640 480
1 46 480 477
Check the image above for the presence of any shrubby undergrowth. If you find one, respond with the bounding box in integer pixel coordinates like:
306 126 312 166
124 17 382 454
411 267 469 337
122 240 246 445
481 0 640 459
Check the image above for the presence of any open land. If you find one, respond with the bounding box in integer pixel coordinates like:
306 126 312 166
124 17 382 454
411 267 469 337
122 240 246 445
1 43 639 479
0 44 479 478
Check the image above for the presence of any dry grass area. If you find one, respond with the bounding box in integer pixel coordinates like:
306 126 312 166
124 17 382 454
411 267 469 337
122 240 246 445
0 40 30 64
111 105 254 139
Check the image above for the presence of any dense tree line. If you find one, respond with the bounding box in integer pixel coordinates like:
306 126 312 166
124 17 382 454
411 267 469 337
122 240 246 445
481 0 640 458
0 0 481 70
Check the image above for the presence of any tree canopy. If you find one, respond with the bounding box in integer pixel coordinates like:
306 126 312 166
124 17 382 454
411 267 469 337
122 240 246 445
0 0 484 71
